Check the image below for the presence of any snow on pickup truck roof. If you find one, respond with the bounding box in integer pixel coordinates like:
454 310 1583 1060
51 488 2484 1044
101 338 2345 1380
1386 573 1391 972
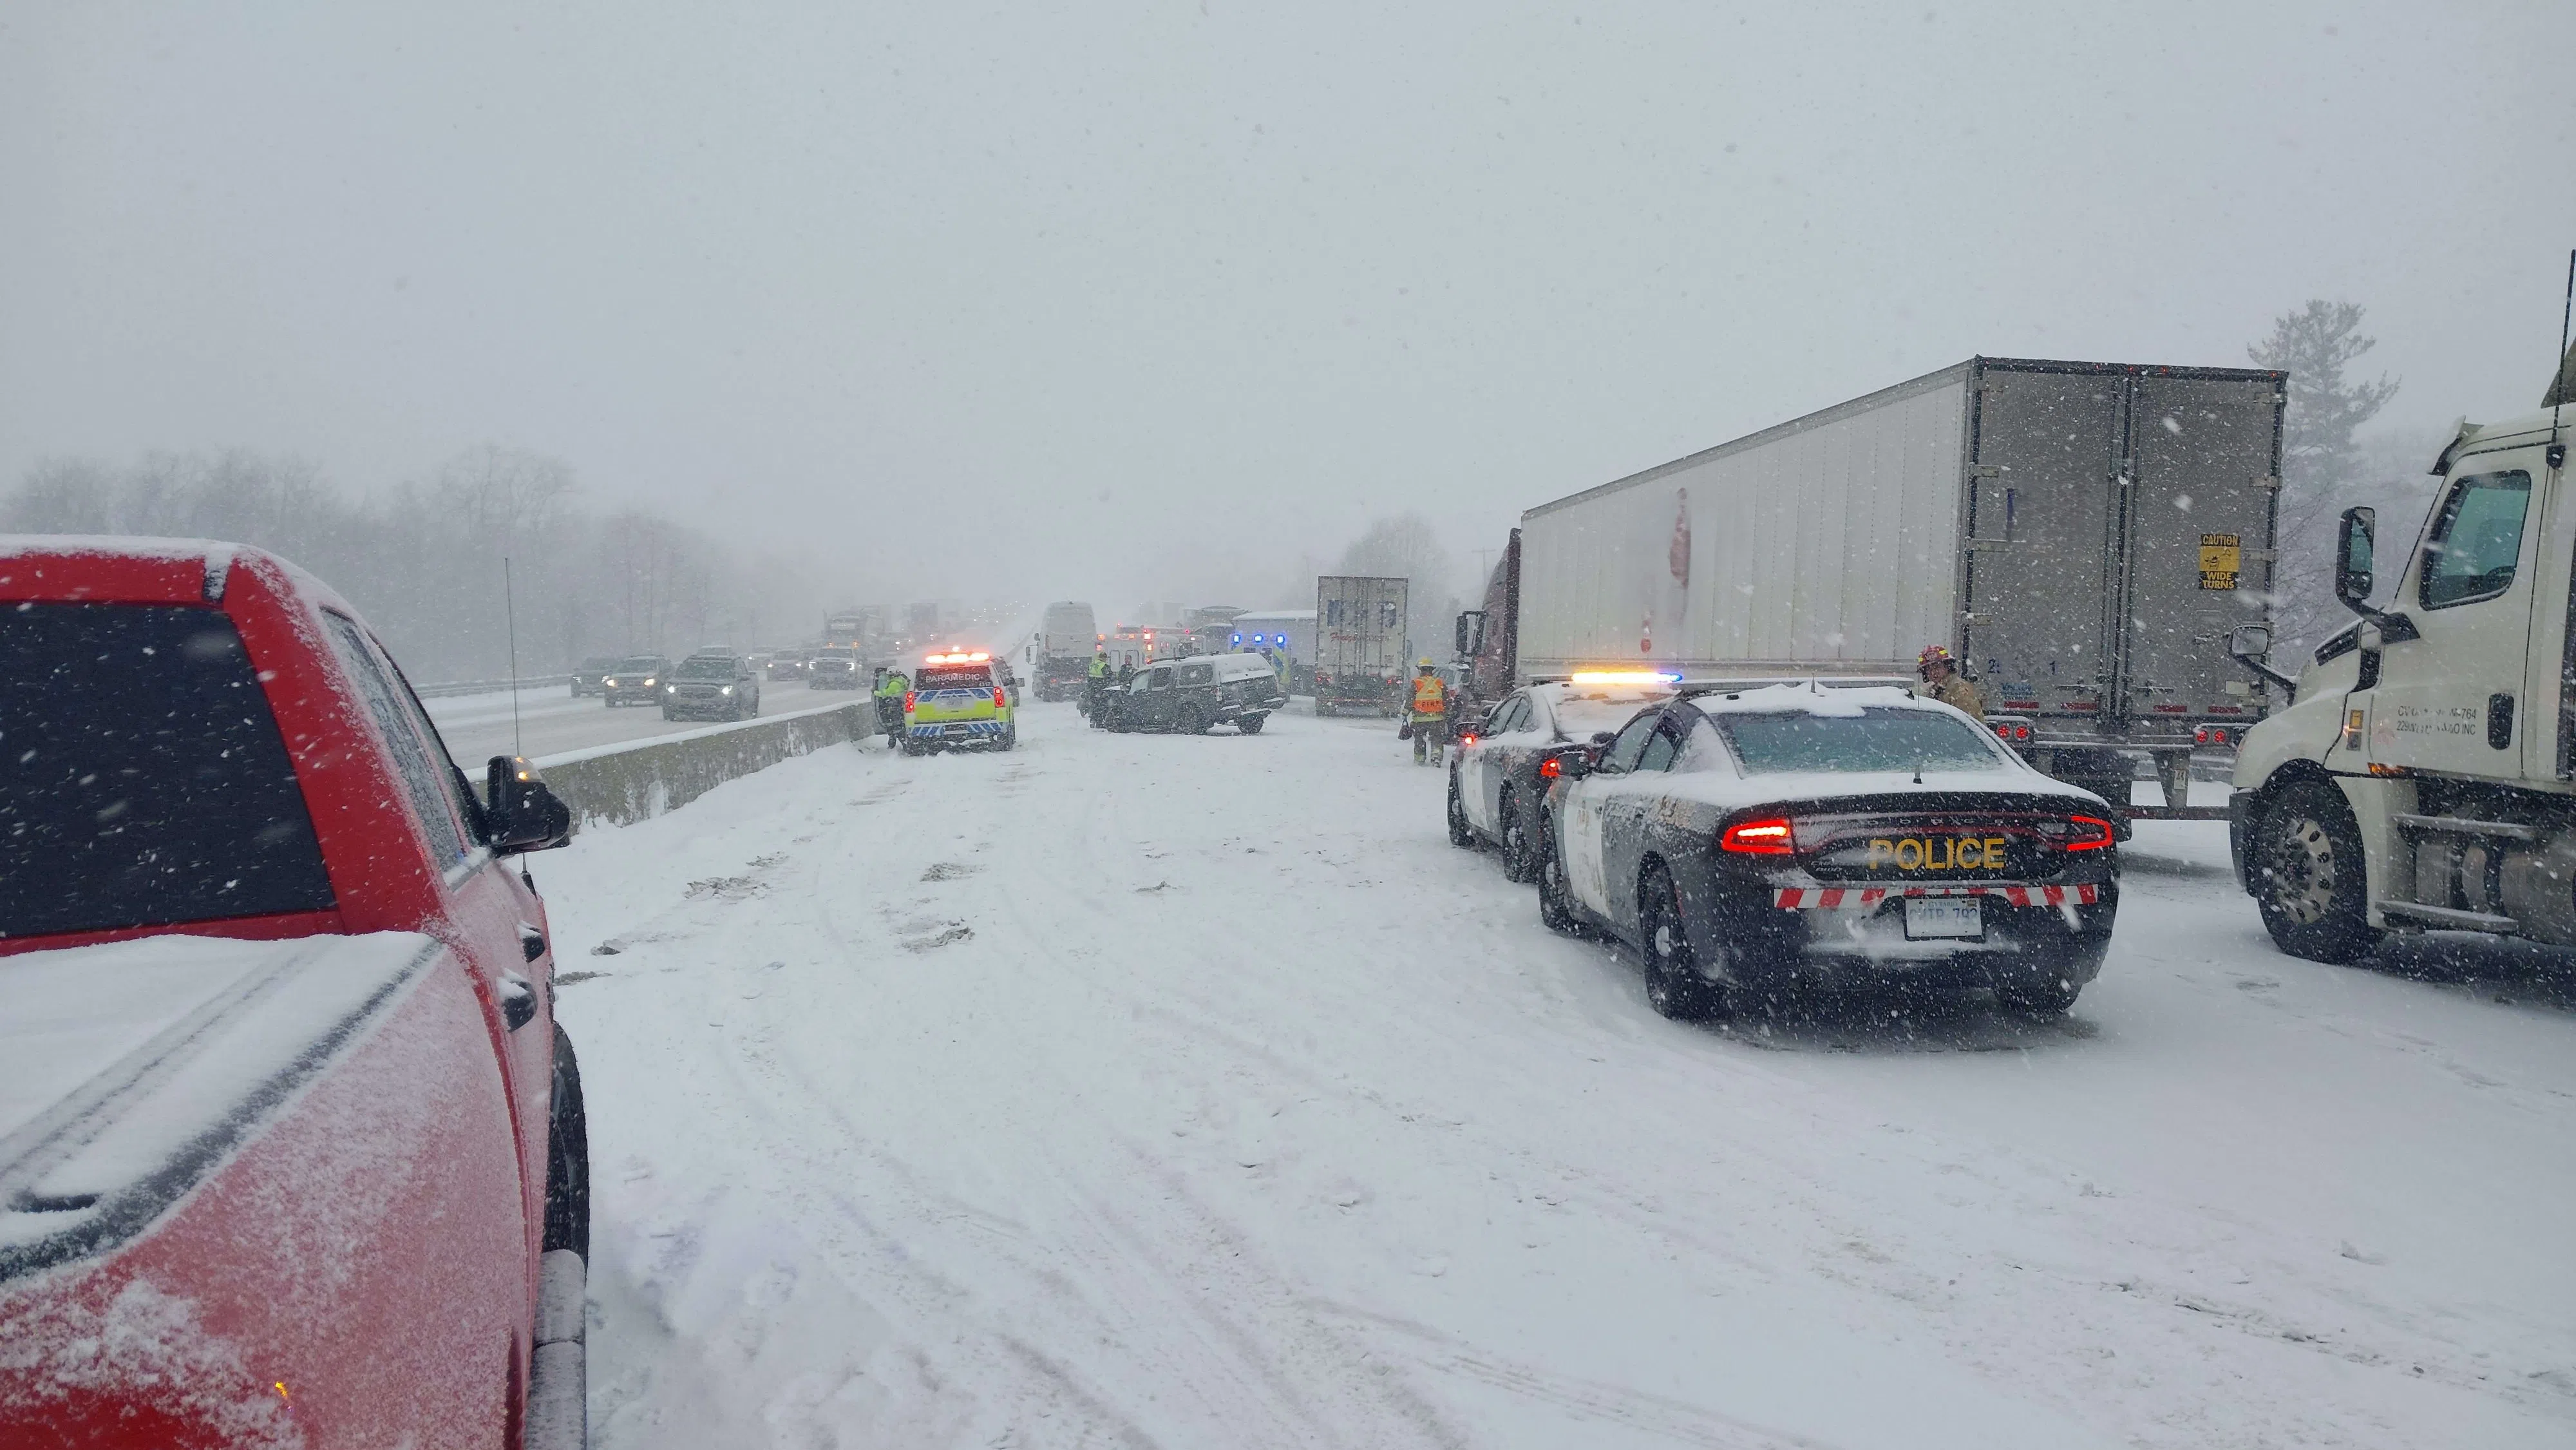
0 931 439 1272
0 535 234 566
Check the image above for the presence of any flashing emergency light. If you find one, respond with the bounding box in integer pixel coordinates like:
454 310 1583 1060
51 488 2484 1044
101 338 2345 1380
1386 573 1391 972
922 651 992 665
1567 670 1683 686
1231 632 1242 645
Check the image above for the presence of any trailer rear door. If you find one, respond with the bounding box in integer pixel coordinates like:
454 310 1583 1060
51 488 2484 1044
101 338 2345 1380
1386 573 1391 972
2119 374 2283 721
1962 368 2125 717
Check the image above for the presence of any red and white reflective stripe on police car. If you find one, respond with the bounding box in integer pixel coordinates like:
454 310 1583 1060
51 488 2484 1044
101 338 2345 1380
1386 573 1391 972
1772 883 2101 910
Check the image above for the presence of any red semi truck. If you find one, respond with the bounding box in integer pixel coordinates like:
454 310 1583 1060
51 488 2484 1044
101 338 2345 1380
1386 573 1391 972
0 539 591 1447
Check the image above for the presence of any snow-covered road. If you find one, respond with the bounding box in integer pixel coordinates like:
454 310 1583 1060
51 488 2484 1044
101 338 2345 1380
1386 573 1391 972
538 703 2576 1448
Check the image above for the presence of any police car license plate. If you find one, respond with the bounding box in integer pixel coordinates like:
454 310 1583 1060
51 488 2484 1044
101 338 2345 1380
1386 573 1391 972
1904 898 1982 940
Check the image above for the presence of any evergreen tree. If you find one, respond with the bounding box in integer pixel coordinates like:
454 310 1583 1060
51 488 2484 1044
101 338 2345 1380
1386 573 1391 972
2249 301 2402 650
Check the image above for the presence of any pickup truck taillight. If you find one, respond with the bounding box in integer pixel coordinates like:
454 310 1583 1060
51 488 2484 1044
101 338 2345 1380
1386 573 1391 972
991 685 1007 709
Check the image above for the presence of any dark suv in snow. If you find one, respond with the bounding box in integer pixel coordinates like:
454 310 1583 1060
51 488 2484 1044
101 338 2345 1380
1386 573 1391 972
602 654 670 707
1102 652 1287 734
659 651 763 721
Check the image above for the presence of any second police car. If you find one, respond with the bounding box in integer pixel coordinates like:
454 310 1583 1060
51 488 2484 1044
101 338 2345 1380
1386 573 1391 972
1528 679 2123 1020
1448 673 1681 882
902 649 1017 754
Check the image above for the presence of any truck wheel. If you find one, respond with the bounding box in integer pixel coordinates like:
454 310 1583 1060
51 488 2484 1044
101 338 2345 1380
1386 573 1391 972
1640 865 1726 1021
1180 707 1209 735
1446 775 1475 848
1499 788 1537 884
2251 779 2382 964
999 723 1018 751
1238 712 1266 734
543 1029 589 1260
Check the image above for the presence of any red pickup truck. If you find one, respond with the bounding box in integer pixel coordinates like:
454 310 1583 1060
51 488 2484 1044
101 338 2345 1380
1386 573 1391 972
0 539 590 1447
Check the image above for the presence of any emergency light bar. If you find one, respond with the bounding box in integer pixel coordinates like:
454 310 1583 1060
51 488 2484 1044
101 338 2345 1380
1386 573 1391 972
922 651 991 665
1567 670 1682 686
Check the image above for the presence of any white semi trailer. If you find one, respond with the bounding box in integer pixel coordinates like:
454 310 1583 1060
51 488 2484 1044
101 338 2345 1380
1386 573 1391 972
1511 356 2289 815
1314 576 1410 716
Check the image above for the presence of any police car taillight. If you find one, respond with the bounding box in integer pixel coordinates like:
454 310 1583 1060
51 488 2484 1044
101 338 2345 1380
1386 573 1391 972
1539 756 1562 778
2062 816 2115 852
1720 818 1797 855
903 691 917 712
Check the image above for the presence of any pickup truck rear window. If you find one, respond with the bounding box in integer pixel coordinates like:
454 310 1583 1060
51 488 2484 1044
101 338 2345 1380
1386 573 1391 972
1 603 334 939
915 667 992 691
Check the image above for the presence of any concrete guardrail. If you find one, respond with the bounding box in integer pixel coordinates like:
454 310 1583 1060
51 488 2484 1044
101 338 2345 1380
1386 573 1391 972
530 701 872 830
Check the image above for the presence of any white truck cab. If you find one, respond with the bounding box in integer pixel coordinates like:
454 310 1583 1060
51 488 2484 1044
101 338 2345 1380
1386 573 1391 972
2230 391 2573 960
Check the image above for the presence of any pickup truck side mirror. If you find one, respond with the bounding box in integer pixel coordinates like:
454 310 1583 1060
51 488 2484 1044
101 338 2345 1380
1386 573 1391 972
2334 506 2376 610
486 756 573 854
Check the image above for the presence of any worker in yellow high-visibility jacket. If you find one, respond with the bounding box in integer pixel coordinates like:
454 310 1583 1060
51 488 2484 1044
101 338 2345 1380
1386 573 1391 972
1408 658 1449 767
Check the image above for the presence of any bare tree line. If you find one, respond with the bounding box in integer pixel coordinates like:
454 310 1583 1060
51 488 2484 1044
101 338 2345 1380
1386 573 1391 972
2 445 832 682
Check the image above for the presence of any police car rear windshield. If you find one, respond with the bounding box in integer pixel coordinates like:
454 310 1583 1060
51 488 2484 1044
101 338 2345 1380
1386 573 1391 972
1712 708 2005 775
916 665 992 690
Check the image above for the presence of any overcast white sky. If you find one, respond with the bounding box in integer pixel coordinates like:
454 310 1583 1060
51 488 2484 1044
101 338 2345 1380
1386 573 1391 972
4 2 2571 607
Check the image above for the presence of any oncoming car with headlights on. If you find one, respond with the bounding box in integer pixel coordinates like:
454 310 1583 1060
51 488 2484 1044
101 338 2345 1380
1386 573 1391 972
600 653 669 707
1534 682 2122 1020
1448 671 1681 882
902 650 1016 754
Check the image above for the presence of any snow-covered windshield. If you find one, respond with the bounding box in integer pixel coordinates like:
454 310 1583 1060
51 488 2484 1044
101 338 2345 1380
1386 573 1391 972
1 603 336 937
1714 707 2006 775
614 656 663 673
672 656 737 680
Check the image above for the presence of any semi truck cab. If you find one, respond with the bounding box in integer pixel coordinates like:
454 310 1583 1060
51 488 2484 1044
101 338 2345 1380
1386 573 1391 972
2230 402 2573 959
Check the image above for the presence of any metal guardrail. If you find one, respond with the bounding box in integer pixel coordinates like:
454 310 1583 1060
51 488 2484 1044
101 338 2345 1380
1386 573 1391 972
417 674 575 699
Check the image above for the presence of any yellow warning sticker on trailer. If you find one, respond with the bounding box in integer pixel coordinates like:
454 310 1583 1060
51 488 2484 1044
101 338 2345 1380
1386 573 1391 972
2199 533 2241 590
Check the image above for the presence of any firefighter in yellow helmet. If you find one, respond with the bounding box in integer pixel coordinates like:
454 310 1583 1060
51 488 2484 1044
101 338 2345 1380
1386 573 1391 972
1408 657 1450 766
1917 645 1985 721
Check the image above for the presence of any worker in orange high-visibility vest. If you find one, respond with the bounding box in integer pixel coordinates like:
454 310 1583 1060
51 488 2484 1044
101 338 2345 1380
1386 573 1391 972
1408 658 1450 767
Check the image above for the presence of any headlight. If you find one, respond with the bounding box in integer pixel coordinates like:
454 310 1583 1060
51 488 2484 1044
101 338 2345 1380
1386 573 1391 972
603 678 618 686
721 685 735 695
643 677 656 686
665 683 677 692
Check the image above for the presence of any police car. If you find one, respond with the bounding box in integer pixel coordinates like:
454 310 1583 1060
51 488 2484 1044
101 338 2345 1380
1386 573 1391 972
1447 673 1680 882
901 650 1017 754
1533 682 2121 1020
